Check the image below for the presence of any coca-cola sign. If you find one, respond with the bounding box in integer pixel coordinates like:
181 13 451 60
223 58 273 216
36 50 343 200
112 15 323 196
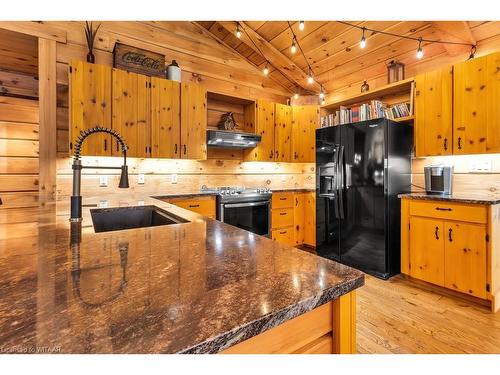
113 43 165 77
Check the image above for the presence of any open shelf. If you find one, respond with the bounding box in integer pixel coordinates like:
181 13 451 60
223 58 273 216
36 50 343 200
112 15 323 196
321 78 414 112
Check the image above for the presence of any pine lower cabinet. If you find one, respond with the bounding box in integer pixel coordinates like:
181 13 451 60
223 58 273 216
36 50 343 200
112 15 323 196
401 198 500 312
272 191 316 248
160 196 216 219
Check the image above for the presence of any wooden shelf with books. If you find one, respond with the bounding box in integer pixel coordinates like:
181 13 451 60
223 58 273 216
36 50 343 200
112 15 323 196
320 78 415 127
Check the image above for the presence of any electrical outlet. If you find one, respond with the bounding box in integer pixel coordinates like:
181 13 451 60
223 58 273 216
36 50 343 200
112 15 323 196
470 160 492 172
281 175 287 182
137 200 145 206
171 174 178 184
138 174 145 184
99 175 108 187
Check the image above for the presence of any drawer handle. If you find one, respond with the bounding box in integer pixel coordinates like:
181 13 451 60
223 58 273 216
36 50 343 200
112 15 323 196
443 138 448 151
279 197 287 201
435 226 439 240
435 207 452 211
189 204 200 208
279 231 287 234
279 212 287 216
448 228 453 242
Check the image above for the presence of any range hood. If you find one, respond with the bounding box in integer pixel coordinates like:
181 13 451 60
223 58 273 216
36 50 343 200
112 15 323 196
206 130 261 149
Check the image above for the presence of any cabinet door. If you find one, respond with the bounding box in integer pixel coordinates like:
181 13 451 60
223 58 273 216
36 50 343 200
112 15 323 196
304 105 319 162
274 103 292 162
293 192 305 246
70 60 112 156
245 99 275 161
415 66 453 156
409 217 445 286
180 83 207 160
454 52 500 154
304 192 316 246
151 77 181 158
292 105 318 162
111 69 150 158
444 222 487 298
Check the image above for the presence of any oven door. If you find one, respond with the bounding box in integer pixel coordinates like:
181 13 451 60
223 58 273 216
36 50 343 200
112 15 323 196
220 201 270 236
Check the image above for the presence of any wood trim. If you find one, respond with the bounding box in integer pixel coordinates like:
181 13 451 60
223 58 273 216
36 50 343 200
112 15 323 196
0 22 66 43
332 291 357 354
38 38 57 202
401 198 410 274
489 204 500 312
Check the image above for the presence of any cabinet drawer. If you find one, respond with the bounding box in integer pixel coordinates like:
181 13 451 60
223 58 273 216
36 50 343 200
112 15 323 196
167 196 216 218
409 200 487 224
272 192 294 209
272 227 294 246
272 208 294 229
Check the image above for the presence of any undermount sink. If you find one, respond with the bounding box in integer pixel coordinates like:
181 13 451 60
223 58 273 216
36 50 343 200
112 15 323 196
90 205 189 233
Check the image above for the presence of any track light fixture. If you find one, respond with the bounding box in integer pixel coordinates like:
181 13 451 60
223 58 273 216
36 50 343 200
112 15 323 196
416 38 424 59
307 69 314 84
319 86 325 99
235 23 241 39
360 27 367 49
299 21 305 31
291 37 297 54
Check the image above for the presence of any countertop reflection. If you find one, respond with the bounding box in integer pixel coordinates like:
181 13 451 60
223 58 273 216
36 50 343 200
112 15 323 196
0 196 363 354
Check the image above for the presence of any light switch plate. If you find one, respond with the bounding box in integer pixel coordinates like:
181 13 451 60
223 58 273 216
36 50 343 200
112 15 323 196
138 174 145 184
99 175 108 187
99 200 108 208
171 174 178 184
470 160 492 172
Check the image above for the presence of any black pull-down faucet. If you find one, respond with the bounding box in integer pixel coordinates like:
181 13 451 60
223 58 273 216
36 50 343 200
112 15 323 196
70 127 129 222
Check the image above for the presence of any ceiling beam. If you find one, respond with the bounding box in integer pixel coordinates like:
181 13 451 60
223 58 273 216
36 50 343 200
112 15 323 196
191 21 293 96
432 21 476 56
218 21 322 93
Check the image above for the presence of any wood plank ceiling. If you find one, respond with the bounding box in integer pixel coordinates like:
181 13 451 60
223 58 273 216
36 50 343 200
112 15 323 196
197 21 500 97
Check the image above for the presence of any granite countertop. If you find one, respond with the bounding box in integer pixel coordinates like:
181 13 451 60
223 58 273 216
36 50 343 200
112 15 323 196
0 195 363 354
399 193 500 205
154 188 315 200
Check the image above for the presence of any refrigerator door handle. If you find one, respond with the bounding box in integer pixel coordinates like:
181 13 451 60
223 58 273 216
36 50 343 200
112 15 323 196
338 145 345 219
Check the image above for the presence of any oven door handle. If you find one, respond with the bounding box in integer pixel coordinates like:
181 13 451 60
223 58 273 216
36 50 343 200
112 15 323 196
223 201 270 208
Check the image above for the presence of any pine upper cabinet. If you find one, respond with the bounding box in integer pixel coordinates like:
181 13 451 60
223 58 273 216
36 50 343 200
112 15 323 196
70 60 112 156
274 104 292 162
444 222 487 299
180 83 207 160
292 105 318 162
111 69 150 158
151 77 181 158
414 66 453 156
454 52 500 154
409 216 445 286
244 99 275 161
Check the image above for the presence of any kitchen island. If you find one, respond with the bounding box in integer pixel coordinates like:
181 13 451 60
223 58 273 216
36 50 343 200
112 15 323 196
0 196 364 354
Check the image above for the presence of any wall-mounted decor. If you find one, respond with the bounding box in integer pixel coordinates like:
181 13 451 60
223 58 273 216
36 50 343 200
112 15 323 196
218 112 237 130
84 21 101 64
166 60 181 82
361 81 370 92
113 43 165 77
387 60 405 83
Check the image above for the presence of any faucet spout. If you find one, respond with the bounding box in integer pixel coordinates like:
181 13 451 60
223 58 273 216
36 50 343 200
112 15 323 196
70 127 129 222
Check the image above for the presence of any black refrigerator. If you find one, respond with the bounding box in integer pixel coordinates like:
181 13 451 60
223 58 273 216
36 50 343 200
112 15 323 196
316 118 412 279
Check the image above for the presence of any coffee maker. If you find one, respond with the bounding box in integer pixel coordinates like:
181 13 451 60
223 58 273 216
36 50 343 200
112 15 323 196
424 164 453 195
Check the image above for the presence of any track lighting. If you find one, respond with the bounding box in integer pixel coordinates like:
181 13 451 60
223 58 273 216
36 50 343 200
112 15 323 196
360 27 366 49
321 98 325 105
291 38 297 54
307 69 314 84
319 87 325 99
263 62 269 76
299 21 305 31
294 92 299 100
235 23 241 39
416 38 423 59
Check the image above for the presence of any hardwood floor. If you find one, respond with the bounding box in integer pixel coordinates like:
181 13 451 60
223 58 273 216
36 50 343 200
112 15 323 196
357 274 500 353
